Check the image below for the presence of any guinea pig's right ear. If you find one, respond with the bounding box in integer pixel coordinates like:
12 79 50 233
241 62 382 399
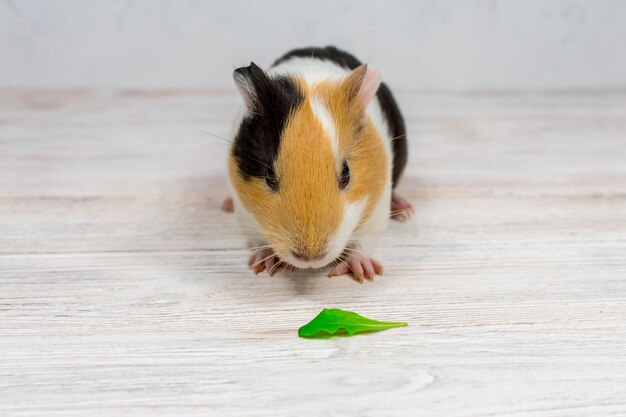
342 64 382 111
233 62 270 113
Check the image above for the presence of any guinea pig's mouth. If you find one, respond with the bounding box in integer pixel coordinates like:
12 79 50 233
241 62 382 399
285 250 334 270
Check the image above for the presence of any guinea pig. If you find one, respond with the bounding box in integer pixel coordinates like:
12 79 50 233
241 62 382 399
224 46 412 282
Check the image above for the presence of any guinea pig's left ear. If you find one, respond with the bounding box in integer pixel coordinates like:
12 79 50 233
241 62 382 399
343 64 382 110
233 62 271 112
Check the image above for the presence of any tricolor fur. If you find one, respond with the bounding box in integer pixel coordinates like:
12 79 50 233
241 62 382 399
228 46 407 270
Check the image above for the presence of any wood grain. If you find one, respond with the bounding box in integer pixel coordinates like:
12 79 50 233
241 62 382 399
1 90 626 417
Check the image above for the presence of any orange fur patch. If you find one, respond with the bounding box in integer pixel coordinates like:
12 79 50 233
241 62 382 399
311 73 387 223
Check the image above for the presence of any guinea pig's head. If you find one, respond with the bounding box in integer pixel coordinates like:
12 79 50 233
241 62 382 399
229 62 388 269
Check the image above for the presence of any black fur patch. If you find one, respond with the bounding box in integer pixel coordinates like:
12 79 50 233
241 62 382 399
273 46 408 188
232 63 304 181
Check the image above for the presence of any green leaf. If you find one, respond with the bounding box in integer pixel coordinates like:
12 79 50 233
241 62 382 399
298 308 407 338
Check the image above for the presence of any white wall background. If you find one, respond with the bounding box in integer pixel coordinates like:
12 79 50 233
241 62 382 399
1 0 625 91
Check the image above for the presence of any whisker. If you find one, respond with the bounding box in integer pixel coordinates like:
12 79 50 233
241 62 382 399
238 227 269 235
179 122 233 144
248 244 274 251
390 134 406 142
390 209 414 219
342 248 363 257
269 259 284 275
180 123 273 170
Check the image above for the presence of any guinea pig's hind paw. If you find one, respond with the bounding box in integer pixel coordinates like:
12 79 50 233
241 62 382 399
390 192 413 221
328 256 383 283
221 197 234 213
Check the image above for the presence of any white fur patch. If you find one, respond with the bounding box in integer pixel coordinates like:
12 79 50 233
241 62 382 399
309 96 339 157
269 57 349 86
326 199 367 261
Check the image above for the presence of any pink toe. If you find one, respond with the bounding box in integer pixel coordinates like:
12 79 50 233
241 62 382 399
371 259 384 275
349 259 365 283
361 260 375 280
329 262 350 277
254 261 266 275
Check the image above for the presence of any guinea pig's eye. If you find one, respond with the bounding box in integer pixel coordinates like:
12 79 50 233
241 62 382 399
339 161 350 190
265 164 279 191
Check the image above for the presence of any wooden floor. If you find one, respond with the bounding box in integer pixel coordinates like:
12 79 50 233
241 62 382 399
1 89 626 417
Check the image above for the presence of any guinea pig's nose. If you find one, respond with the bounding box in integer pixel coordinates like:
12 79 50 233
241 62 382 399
292 251 327 262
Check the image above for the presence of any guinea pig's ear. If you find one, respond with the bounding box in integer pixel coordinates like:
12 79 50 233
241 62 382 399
233 62 271 112
343 64 381 110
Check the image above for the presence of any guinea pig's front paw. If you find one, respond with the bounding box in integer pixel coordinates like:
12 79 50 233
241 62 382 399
328 254 384 283
247 248 285 276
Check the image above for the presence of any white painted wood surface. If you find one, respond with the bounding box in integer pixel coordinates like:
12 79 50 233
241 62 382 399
1 90 626 416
